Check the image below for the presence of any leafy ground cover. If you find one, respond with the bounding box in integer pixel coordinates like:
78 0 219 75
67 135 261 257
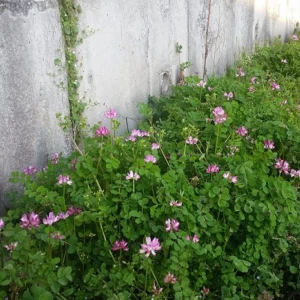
1 32 300 299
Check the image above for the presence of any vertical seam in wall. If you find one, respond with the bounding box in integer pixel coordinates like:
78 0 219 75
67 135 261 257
186 0 190 69
146 1 152 96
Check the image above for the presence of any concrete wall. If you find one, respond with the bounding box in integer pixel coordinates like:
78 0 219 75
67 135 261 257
0 0 299 210
0 0 70 211
77 0 300 130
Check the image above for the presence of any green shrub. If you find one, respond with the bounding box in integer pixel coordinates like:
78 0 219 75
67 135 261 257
1 32 300 299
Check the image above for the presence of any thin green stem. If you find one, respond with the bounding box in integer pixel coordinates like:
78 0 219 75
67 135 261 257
99 222 116 263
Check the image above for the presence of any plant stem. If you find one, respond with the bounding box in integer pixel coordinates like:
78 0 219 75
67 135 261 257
99 222 116 263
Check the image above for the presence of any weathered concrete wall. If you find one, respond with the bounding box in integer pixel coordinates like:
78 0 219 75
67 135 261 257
77 0 300 130
0 0 70 211
0 0 300 211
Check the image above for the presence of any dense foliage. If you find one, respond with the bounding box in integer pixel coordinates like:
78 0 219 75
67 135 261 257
1 32 300 299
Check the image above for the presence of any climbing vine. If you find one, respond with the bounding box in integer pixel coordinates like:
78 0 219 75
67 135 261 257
57 0 86 142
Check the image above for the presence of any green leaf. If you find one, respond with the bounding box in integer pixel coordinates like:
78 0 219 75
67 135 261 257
290 266 298 274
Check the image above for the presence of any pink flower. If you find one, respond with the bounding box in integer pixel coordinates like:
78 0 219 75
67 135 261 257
290 169 300 178
126 136 137 142
236 126 248 136
223 171 230 179
192 234 199 243
223 172 238 184
57 175 72 185
131 129 142 137
112 240 129 251
0 219 5 230
264 140 275 150
4 242 18 253
140 237 161 257
152 283 163 296
29 212 40 229
206 164 219 174
67 206 82 216
57 212 70 220
126 171 140 181
43 212 59 226
140 131 150 137
291 34 299 41
104 109 118 119
197 80 206 88
236 67 245 77
280 100 287 105
186 136 198 144
144 154 157 163
271 81 280 90
151 143 160 150
21 212 40 230
274 159 290 175
164 272 177 284
95 126 110 136
169 200 182 207
248 86 255 93
50 233 65 240
165 219 180 232
230 176 238 184
250 77 257 84
50 153 60 165
24 165 38 175
224 92 233 100
202 287 210 295
212 107 227 124
281 59 287 64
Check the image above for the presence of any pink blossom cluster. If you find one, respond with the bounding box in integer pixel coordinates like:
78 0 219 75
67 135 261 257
57 174 72 185
152 283 163 296
112 240 129 251
95 126 110 136
24 165 38 175
50 153 60 165
4 242 18 253
164 272 177 284
250 77 257 84
144 154 157 163
212 107 227 124
223 172 238 184
51 233 65 240
291 34 299 41
71 157 78 169
126 170 140 181
139 237 161 257
20 212 40 230
0 219 4 230
165 219 180 232
151 143 160 150
43 212 59 225
248 86 255 93
197 80 206 88
126 129 150 142
274 159 290 175
67 206 82 216
264 140 275 150
169 200 182 207
186 234 199 243
104 109 118 119
224 92 233 100
206 164 219 174
271 81 280 90
236 67 245 77
186 136 198 144
236 126 248 136
290 169 300 178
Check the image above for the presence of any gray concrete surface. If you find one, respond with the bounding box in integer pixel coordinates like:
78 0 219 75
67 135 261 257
0 0 70 212
0 0 300 211
77 0 300 131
